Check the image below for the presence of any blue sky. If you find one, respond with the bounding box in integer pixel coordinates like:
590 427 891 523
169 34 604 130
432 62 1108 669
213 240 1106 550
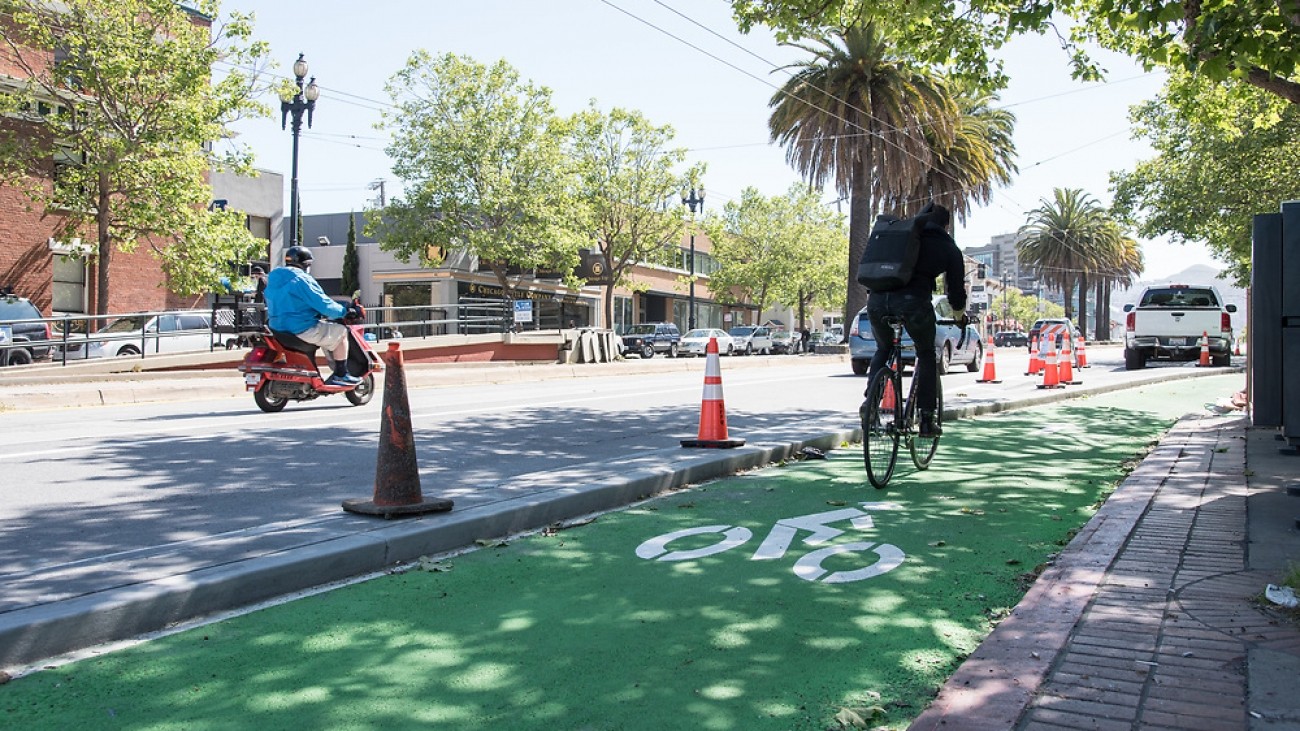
220 0 1221 279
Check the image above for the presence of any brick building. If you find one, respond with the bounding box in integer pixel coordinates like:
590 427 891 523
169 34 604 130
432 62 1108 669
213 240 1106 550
0 4 244 318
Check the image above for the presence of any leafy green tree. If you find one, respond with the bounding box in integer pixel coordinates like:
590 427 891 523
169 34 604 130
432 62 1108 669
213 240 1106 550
568 104 695 328
768 23 953 329
341 213 360 296
732 1 1300 104
1110 71 1300 285
708 186 803 321
369 52 582 295
0 0 269 314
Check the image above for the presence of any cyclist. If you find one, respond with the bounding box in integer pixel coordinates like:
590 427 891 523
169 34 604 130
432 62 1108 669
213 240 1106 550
862 202 967 437
264 246 362 387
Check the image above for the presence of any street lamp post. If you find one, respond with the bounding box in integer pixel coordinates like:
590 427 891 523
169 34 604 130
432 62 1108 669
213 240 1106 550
681 186 704 330
281 53 320 250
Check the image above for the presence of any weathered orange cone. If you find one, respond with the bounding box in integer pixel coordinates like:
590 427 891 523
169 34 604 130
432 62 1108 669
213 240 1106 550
1026 335 1044 376
682 337 745 448
977 342 1001 383
881 364 898 409
1076 334 1089 368
1059 336 1081 385
1197 331 1211 367
343 342 454 518
1234 340 1241 356
1037 337 1062 389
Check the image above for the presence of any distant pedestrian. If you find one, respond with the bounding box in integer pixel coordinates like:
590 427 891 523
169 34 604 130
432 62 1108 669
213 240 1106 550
800 328 810 355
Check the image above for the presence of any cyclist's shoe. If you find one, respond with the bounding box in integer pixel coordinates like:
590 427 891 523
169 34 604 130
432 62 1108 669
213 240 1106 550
919 411 942 438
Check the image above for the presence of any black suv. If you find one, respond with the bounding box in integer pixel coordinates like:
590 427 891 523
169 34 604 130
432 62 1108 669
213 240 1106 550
1 295 52 366
621 322 681 358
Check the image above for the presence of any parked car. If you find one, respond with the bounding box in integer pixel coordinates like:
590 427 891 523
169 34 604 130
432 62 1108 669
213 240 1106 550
679 328 735 357
727 325 774 355
620 322 681 358
993 330 1028 348
57 312 218 359
770 329 796 354
848 296 978 375
0 295 53 366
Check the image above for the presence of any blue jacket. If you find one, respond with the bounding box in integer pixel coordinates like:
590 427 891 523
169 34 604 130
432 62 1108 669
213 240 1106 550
264 266 346 334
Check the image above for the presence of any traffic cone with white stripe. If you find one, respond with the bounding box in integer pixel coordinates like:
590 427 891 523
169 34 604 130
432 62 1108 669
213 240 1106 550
1076 334 1089 368
1197 331 1211 367
681 337 746 448
880 364 898 409
1037 337 1062 389
1026 335 1044 376
1059 335 1081 385
977 342 1001 383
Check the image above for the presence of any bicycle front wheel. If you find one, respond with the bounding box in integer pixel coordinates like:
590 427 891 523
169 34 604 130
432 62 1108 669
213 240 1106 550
862 368 902 488
910 375 943 469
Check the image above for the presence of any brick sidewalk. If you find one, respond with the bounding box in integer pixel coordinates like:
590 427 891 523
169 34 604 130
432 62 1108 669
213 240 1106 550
910 413 1300 731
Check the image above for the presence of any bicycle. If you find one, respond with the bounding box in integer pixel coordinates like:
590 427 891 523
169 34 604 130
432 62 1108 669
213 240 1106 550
860 315 950 488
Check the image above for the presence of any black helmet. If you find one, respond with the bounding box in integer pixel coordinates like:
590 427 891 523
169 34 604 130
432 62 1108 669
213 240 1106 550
284 246 314 269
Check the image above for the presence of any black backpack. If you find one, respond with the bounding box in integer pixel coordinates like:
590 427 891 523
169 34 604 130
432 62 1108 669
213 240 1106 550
856 213 926 292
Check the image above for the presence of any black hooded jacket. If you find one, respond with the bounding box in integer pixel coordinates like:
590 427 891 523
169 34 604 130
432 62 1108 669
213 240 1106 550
895 204 967 311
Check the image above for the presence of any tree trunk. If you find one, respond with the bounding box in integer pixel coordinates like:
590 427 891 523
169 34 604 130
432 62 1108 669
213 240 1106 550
1061 280 1074 321
845 158 873 329
1095 279 1107 340
95 169 112 317
1076 272 1089 337
603 285 614 331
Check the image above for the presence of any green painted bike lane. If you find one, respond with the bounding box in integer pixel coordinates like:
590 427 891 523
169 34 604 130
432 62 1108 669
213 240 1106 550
2 374 1243 731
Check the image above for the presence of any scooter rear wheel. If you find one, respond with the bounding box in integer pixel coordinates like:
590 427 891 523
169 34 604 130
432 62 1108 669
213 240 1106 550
254 385 289 413
345 374 375 406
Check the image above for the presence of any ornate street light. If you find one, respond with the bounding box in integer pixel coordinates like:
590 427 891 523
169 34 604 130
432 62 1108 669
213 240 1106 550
281 53 320 250
681 186 704 330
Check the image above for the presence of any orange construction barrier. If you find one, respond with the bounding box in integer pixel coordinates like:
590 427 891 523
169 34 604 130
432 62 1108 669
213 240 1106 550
1059 336 1080 385
343 341 454 518
1026 335 1044 376
1037 337 1062 389
1197 331 1210 367
977 342 1001 383
1076 334 1088 368
682 337 746 448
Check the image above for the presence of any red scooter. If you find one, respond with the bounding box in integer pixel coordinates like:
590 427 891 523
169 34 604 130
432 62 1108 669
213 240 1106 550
238 303 383 413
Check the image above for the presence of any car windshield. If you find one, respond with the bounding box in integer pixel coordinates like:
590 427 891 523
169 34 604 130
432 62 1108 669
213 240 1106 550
103 316 148 333
1139 287 1219 308
683 329 714 339
728 327 754 336
624 324 656 335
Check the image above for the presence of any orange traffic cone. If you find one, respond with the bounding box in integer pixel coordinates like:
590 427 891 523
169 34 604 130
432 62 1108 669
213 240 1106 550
1026 335 1044 376
881 364 898 409
682 337 746 448
1197 331 1210 367
977 342 1001 383
1076 334 1089 368
1059 336 1080 385
1037 337 1062 389
1234 340 1241 356
343 341 454 518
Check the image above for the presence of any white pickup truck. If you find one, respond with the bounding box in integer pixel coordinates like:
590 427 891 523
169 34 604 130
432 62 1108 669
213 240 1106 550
1122 284 1236 370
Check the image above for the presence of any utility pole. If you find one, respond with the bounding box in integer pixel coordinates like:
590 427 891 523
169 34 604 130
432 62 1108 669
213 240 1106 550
368 178 387 207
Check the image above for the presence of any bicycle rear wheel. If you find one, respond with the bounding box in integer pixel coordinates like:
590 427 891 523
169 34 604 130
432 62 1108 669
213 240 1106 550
862 368 902 488
909 375 943 469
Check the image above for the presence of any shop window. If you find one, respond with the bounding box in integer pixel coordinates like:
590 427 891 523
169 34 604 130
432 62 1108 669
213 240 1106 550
51 254 87 314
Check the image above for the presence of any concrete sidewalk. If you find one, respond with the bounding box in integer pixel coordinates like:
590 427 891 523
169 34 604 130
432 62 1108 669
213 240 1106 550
910 414 1300 730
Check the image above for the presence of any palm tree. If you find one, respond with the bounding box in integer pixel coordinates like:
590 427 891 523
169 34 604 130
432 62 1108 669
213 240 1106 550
892 81 1018 224
1018 188 1110 331
768 23 954 325
1093 226 1143 339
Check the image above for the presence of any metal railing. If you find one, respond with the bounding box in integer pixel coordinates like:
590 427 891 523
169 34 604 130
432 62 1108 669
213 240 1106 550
0 298 554 369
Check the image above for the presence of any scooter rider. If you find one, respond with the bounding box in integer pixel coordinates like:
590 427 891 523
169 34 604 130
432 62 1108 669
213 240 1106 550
264 246 362 387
